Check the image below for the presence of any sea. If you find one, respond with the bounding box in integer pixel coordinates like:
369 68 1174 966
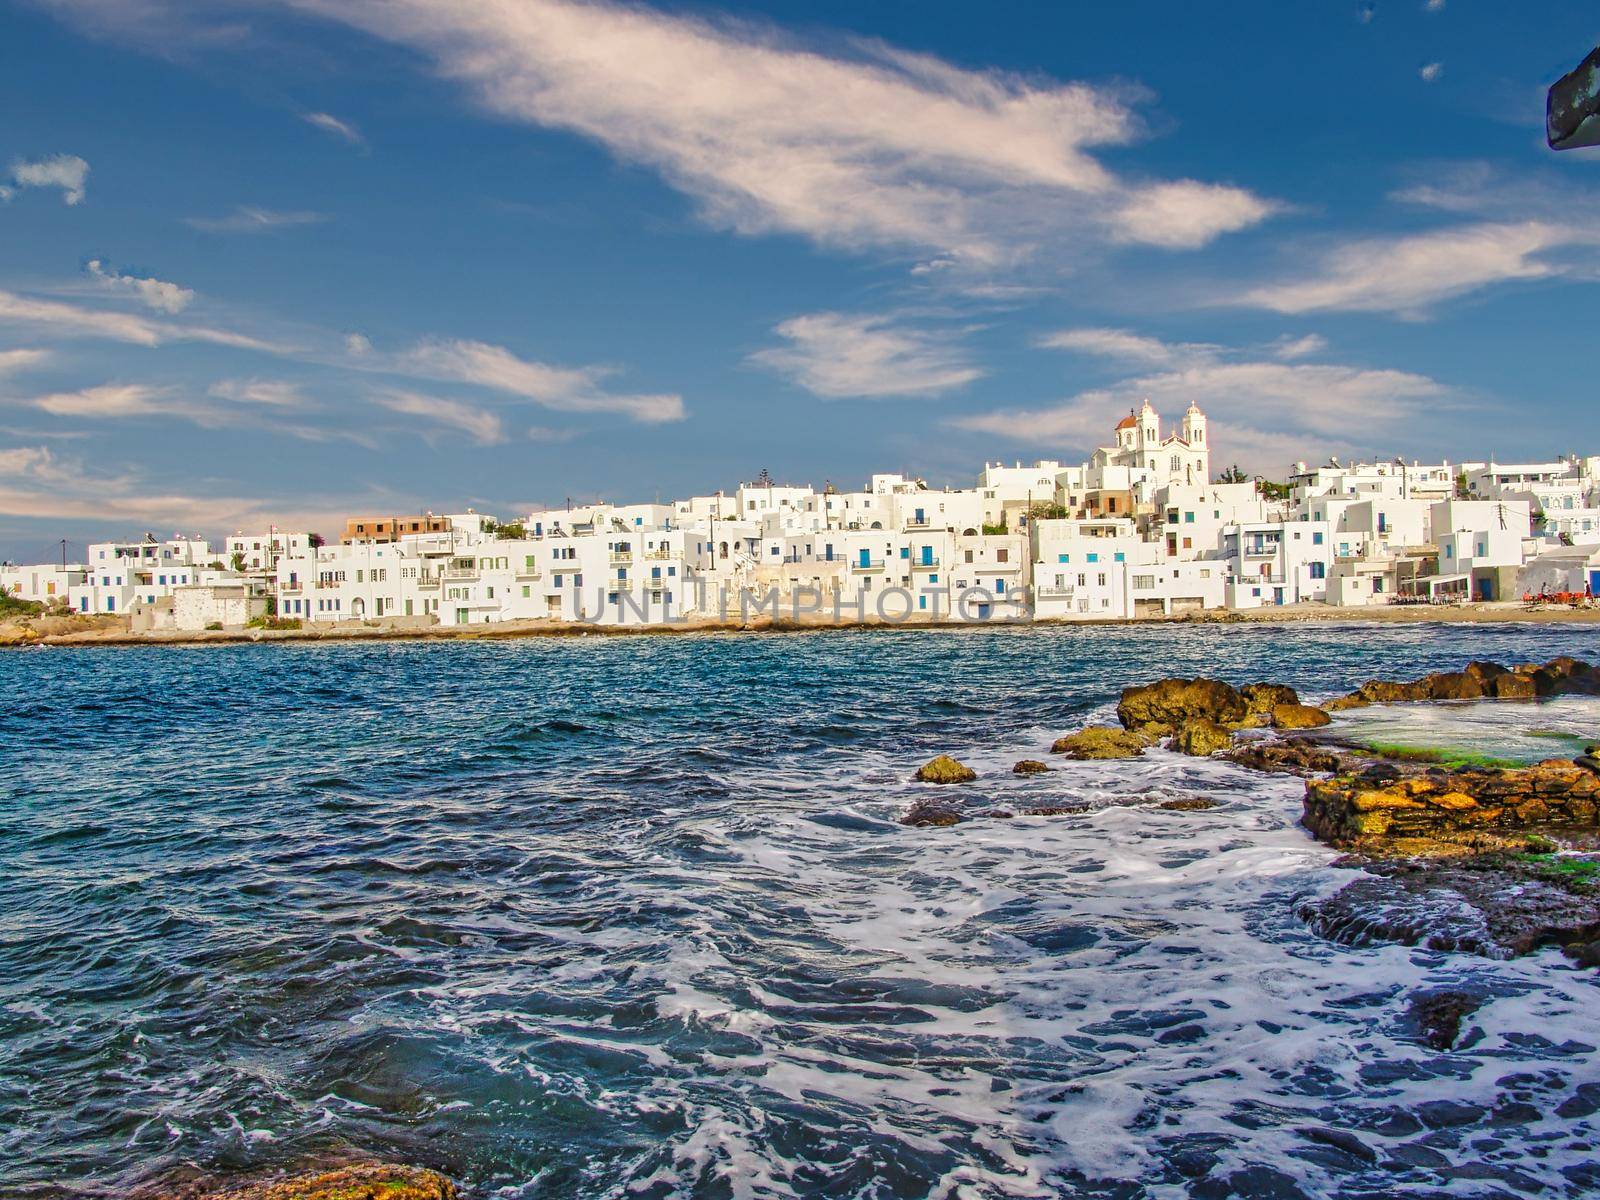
3 622 1600 1199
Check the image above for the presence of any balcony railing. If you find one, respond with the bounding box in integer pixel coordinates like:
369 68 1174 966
443 567 478 581
610 551 634 565
1035 585 1076 598
911 557 941 569
851 558 886 572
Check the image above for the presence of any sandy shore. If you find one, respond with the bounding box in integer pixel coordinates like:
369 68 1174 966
3 600 1597 650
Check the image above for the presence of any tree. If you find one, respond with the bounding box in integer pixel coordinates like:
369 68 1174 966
1454 472 1471 499
1218 465 1248 484
497 521 527 540
308 532 326 549
229 551 247 573
1025 502 1068 521
1257 480 1291 501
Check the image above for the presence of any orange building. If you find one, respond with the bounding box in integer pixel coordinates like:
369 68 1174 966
340 515 451 544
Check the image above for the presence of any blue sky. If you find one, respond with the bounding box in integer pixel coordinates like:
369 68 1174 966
0 0 1596 560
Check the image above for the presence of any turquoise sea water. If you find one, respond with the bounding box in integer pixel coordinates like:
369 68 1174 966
3 623 1600 1199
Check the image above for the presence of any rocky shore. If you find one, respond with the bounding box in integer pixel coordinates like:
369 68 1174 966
152 1162 455 1200
903 656 1600 971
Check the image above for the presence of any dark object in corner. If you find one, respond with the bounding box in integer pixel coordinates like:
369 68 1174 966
1548 44 1600 150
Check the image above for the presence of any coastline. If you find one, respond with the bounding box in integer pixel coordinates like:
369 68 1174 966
4 599 1599 650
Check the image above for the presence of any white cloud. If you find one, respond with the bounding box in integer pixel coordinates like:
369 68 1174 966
184 206 329 233
1269 333 1328 360
1037 326 1215 367
20 379 355 444
750 312 983 398
0 287 284 351
270 0 1274 270
7 155 90 205
85 258 195 314
1110 180 1277 249
950 330 1454 474
0 348 50 377
303 111 365 146
344 332 373 356
30 382 183 419
1238 221 1570 316
397 338 684 423
1424 0 1445 12
0 442 366 533
374 388 505 444
208 378 305 407
1420 62 1443 84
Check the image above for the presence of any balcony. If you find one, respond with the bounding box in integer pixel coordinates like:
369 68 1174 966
278 582 303 595
610 551 634 565
911 556 941 569
988 560 1022 572
516 568 542 581
851 558 886 572
1035 585 1076 599
443 567 478 581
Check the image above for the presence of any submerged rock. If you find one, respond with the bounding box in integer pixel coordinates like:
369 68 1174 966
1159 797 1219 811
1173 718 1234 757
1117 677 1248 735
902 799 966 826
1225 737 1366 777
167 1163 456 1200
1270 702 1332 730
1051 725 1149 759
914 754 977 784
1406 990 1487 1051
1298 854 1600 962
1012 759 1050 775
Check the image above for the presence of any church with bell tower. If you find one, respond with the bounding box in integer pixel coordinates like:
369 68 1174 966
1091 399 1211 487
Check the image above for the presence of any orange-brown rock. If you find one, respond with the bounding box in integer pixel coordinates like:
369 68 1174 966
164 1163 456 1200
1303 760 1600 851
1270 702 1331 729
1116 677 1247 735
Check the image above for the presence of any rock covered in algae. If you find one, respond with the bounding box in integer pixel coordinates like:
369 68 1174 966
913 754 977 784
166 1163 455 1200
1172 718 1234 757
1116 677 1248 735
1050 726 1150 759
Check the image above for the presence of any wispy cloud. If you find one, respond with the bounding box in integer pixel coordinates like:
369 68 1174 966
396 338 685 423
0 441 364 533
85 258 194 313
1035 326 1216 367
29 382 182 419
5 154 90 205
0 348 51 377
0 287 284 351
374 388 505 444
1237 221 1570 316
258 0 1278 273
207 378 305 407
18 378 357 444
184 206 329 233
1419 62 1443 84
952 329 1454 473
302 110 366 147
750 312 983 398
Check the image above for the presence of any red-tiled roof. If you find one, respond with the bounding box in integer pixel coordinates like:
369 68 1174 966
1115 414 1138 430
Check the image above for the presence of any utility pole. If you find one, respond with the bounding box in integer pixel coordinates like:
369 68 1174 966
60 539 67 570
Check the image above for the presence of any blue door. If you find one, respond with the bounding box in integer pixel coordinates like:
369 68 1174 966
914 508 925 524
858 548 870 567
920 546 933 566
1590 570 1600 596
